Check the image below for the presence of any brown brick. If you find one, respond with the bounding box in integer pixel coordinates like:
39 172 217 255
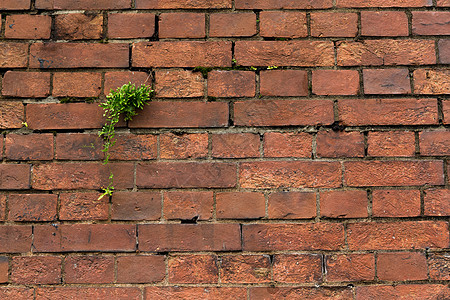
260 70 308 97
326 254 375 282
212 133 260 158
65 256 114 284
145 287 246 300
368 131 415 157
210 13 256 37
109 134 157 160
155 70 204 98
104 71 150 95
312 70 359 96
316 131 364 157
138 224 241 252
243 223 345 251
11 256 61 284
0 102 24 129
0 164 30 190
338 99 438 126
0 195 5 221
137 162 236 188
160 133 208 159
438 0 450 5
30 43 129 68
337 40 436 66
361 11 409 36
320 190 368 218
55 133 103 160
108 13 155 39
235 99 334 127
0 43 28 68
2 71 50 98
33 224 136 252
240 161 341 189
273 254 322 283
445 100 450 124
337 0 432 7
235 41 334 66
36 0 132 9
250 287 354 300
54 13 102 40
5 133 53 160
5 15 50 39
363 68 411 94
264 132 312 158
268 192 316 219
36 288 141 300
8 194 57 222
117 256 165 283
311 12 358 37
132 41 232 67
208 70 255 98
0 226 32 253
414 69 450 94
136 0 231 8
169 255 218 284
32 163 134 190
373 190 421 217
413 12 450 35
53 72 101 97
0 257 7 283
59 193 108 221
0 0 30 9
164 191 213 221
424 189 450 216
216 192 265 219
159 13 205 38
440 40 450 63
377 252 427 281
112 191 161 221
235 0 332 9
428 252 450 280
420 130 450 155
347 221 449 250
260 11 307 38
221 255 270 283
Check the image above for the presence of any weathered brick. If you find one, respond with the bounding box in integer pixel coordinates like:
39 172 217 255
424 189 450 216
326 254 375 282
8 194 57 222
0 256 7 283
0 164 30 190
377 252 427 281
210 13 256 37
264 132 312 158
445 100 450 124
36 0 131 9
5 15 51 39
59 193 108 221
0 0 30 9
372 190 421 217
5 133 53 160
414 69 450 94
109 134 157 160
220 255 270 283
35 288 141 300
138 224 241 252
104 71 150 95
413 12 450 35
155 70 204 98
273 254 322 283
312 70 359 96
0 102 24 129
0 43 28 68
11 256 61 284
164 191 213 221
320 190 368 218
54 13 103 40
337 0 432 7
53 72 102 97
212 133 260 158
0 226 32 253
428 252 450 280
0 195 5 221
260 70 308 97
145 287 246 300
2 71 50 98
311 12 358 37
260 11 307 38
108 13 155 39
235 0 332 9
216 192 265 219
368 131 415 157
440 40 450 63
420 130 450 155
316 131 364 158
55 133 103 160
65 256 114 284
112 191 161 221
438 0 450 5
268 192 316 219
159 13 205 38
361 11 409 36
250 287 353 300
363 68 411 94
117 256 165 283
160 133 208 159
0 288 33 300
208 70 255 98
169 255 218 283
136 0 231 8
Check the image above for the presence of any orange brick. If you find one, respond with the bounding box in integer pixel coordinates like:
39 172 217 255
311 12 358 37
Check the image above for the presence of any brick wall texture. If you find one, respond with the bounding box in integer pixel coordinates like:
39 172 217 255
0 0 449 299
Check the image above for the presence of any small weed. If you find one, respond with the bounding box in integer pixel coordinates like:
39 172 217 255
267 65 279 70
192 66 213 78
98 172 114 200
21 122 28 127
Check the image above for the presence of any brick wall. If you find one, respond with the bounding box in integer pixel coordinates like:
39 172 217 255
0 0 449 299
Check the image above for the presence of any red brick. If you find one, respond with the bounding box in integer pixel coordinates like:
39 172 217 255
5 15 50 39
164 191 213 221
260 70 308 97
368 131 415 157
160 133 208 159
268 192 316 219
54 13 102 40
169 255 218 284
363 68 411 94
337 0 432 7
138 224 241 252
221 255 270 283
137 162 236 188
313 70 360 96
11 256 61 284
108 13 155 39
109 134 157 160
117 256 165 283
372 190 421 217
132 41 232 67
311 12 358 37
212 133 260 158
264 132 312 158
273 254 322 283
445 100 450 124
32 163 134 190
210 13 256 37
413 12 450 35
0 0 30 9
0 257 8 283
235 99 334 127
104 71 150 95
0 43 28 68
36 288 141 300
36 0 131 9
347 221 449 250
112 191 161 221
0 226 32 253
326 254 375 282
0 195 5 221
145 287 246 300
159 13 205 38
235 0 332 9
428 252 450 280
5 133 53 160
2 71 50 97
136 0 231 8
240 161 341 189
0 102 24 129
55 133 103 160
316 131 364 158
243 223 344 251
208 70 255 97
235 41 334 67
129 102 228 128
337 40 436 66
420 130 450 155
260 11 307 38
338 99 438 126
414 69 450 94
424 189 450 216
33 224 136 252
216 192 265 219
0 164 30 190
440 40 450 63
65 256 113 284
8 194 57 222
320 190 368 218
438 0 450 5
53 72 101 97
377 252 427 281
361 11 409 36
250 287 353 300
30 43 129 68
59 193 108 221
155 70 204 98
345 160 443 187
0 288 33 299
